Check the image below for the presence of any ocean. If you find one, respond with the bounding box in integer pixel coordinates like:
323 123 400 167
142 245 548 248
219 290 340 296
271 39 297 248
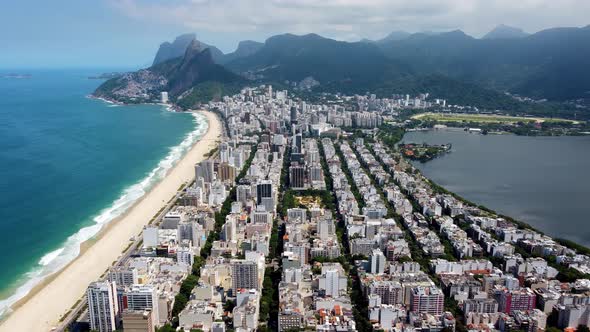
0 69 207 316
403 129 590 247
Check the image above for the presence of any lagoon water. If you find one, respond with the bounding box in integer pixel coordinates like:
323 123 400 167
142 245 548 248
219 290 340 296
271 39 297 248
0 69 204 315
404 129 590 247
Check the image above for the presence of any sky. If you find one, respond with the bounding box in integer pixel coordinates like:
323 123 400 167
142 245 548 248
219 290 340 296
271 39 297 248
1 0 589 68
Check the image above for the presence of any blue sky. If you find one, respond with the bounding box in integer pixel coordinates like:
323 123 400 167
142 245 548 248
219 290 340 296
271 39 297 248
0 0 181 68
2 0 589 69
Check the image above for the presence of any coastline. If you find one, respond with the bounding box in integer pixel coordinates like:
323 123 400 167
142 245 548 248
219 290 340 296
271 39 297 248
0 110 221 331
88 94 183 112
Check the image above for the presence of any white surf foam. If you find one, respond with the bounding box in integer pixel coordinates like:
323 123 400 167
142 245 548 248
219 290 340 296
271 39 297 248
0 111 209 319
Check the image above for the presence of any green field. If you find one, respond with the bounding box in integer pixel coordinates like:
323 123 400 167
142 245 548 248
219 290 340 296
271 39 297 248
412 112 580 124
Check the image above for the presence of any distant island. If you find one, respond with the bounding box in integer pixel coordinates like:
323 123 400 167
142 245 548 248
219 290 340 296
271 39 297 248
2 73 32 79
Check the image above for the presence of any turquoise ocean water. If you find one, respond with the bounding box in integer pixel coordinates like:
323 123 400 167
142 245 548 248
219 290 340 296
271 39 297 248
0 69 207 316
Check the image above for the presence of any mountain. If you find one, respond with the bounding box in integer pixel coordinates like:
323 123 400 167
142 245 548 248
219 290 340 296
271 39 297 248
483 24 529 39
220 40 264 64
152 33 225 65
205 45 226 64
225 33 409 90
152 34 195 66
221 32 536 109
377 26 590 100
99 26 590 110
376 30 411 43
165 40 241 95
95 39 243 107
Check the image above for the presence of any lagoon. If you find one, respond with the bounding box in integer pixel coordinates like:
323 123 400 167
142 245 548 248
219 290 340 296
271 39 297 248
403 129 590 246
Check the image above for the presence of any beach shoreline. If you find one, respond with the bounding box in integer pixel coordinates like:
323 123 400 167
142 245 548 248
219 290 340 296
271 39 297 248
0 110 221 331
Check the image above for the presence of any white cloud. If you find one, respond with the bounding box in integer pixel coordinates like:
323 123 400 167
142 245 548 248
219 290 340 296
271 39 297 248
109 0 590 48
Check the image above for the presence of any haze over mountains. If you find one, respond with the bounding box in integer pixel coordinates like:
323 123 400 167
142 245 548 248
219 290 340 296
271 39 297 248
152 34 263 66
96 24 590 110
482 24 530 39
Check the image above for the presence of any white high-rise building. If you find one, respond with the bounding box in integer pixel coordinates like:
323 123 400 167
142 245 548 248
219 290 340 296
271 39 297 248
324 269 340 297
142 226 159 248
318 268 347 297
233 150 244 170
161 91 169 104
219 142 231 163
108 266 138 288
176 240 194 267
224 218 237 241
87 281 119 332
123 284 160 323
317 219 335 241
370 248 386 275
208 180 227 206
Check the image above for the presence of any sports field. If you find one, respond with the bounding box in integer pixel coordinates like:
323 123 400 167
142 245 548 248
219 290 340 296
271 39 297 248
411 112 580 124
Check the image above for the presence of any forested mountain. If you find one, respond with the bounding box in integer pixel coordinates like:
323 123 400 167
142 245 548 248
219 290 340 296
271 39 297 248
220 40 264 64
152 33 225 66
225 33 410 87
95 39 242 107
377 26 590 100
97 26 590 111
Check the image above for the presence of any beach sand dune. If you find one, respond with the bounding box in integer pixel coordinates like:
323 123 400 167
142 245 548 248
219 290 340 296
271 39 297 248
0 110 221 331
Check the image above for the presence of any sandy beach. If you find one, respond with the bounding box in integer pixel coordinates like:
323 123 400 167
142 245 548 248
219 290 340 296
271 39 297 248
0 110 221 331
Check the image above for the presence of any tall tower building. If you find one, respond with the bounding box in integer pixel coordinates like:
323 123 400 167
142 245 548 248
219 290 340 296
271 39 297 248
410 286 444 315
290 106 298 124
87 281 119 332
293 133 303 153
176 240 194 267
370 248 386 274
317 219 335 241
218 162 236 183
289 164 305 189
195 159 215 183
219 142 231 163
236 184 252 204
160 91 169 104
256 180 273 211
223 218 237 241
232 260 259 292
318 267 346 298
